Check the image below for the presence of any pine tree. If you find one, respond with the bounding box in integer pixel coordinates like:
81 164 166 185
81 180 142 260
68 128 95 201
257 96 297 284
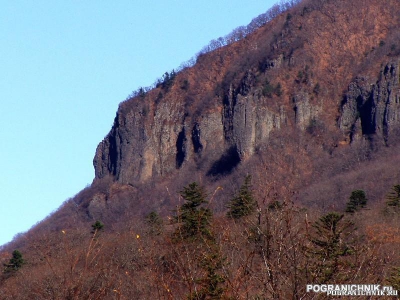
345 190 367 213
161 69 176 90
174 182 212 241
309 213 354 282
227 175 256 219
145 211 163 235
4 250 24 273
173 183 227 298
191 250 225 299
91 220 104 233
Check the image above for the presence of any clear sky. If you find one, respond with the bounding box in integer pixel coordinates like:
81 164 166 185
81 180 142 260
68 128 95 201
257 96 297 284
0 0 276 246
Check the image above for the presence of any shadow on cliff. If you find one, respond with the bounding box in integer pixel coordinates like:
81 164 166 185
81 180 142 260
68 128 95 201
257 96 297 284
206 146 241 178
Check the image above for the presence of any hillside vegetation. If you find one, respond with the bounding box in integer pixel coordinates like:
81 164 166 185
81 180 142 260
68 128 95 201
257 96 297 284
2 0 400 298
1 180 400 299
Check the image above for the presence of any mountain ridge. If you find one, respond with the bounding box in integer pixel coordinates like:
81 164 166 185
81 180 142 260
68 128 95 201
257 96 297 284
2 0 400 297
93 0 400 192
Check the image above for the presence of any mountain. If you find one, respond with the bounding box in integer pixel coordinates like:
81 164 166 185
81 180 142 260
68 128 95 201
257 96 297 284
2 0 400 298
93 0 400 209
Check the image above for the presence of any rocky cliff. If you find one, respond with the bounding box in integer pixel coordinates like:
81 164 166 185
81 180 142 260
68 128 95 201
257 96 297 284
94 0 400 189
339 62 400 144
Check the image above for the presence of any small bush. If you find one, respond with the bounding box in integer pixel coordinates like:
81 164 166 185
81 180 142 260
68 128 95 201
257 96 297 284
145 211 163 235
262 80 282 98
262 80 275 97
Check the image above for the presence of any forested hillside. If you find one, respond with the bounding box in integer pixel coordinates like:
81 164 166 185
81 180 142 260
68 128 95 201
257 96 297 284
2 0 400 298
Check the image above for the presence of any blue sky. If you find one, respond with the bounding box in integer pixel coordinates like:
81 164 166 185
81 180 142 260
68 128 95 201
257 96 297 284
0 0 276 246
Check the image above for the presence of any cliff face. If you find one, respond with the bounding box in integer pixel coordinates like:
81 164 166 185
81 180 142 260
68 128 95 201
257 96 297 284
93 70 291 184
94 60 400 186
339 62 400 144
94 0 400 187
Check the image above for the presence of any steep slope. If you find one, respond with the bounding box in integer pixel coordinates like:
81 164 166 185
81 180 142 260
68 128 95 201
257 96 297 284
93 0 400 202
3 0 400 298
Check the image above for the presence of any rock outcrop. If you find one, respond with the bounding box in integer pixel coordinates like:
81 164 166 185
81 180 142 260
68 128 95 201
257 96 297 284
93 77 288 184
93 0 400 186
94 57 400 185
339 61 400 144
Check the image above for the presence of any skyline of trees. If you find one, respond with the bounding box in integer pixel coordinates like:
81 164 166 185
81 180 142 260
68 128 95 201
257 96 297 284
125 0 302 101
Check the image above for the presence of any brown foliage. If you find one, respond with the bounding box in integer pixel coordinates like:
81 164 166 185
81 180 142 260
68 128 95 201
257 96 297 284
1 184 400 298
3 0 400 298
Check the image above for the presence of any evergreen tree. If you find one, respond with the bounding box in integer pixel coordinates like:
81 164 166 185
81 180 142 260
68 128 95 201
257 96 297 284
161 69 176 90
4 250 24 273
386 184 400 208
227 175 256 219
173 183 227 298
91 220 104 233
309 213 354 282
138 87 146 98
172 183 226 298
191 250 225 300
174 182 212 241
145 211 164 235
345 190 367 213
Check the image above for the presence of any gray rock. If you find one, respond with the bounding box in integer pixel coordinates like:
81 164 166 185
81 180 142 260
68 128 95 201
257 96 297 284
339 61 400 143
